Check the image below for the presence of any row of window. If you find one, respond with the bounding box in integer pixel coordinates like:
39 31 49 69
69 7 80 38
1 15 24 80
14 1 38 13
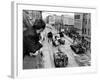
82 28 90 35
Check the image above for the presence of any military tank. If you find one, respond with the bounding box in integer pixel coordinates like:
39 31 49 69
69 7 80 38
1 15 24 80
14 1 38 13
53 50 68 67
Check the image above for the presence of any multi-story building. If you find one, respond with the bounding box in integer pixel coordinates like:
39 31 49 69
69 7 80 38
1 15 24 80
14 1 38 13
46 14 62 31
62 15 74 25
82 13 91 49
82 13 91 37
61 15 74 32
74 13 91 49
74 13 83 35
46 14 56 25
55 15 63 31
46 14 74 32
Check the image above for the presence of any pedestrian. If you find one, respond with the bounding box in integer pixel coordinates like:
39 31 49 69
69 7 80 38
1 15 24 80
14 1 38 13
23 19 46 59
47 32 53 43
59 31 64 38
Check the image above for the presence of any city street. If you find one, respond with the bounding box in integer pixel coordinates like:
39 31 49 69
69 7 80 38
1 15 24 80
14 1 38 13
41 24 79 68
23 10 91 69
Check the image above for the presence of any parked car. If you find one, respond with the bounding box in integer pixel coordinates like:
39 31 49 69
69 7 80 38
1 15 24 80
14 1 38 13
70 43 86 54
52 40 59 47
53 51 68 67
58 39 65 45
59 32 64 37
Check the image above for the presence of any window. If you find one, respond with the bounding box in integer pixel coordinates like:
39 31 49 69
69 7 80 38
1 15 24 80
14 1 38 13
85 28 87 34
75 15 80 19
88 29 90 35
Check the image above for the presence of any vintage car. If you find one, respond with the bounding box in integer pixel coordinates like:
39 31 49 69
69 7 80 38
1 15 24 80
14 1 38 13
53 51 68 67
59 32 64 37
70 44 86 54
52 40 59 47
58 39 65 45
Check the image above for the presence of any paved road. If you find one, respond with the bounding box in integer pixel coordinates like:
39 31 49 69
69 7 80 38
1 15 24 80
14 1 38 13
59 37 79 67
41 38 55 68
41 24 79 68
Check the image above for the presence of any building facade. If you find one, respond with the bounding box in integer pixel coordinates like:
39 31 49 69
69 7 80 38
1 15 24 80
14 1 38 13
74 13 91 49
82 13 91 49
47 15 56 25
46 14 74 32
74 13 83 35
62 15 74 26
82 13 91 37
61 15 74 32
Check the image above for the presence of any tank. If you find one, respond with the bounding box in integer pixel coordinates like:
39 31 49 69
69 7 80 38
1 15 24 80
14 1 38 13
53 51 68 67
